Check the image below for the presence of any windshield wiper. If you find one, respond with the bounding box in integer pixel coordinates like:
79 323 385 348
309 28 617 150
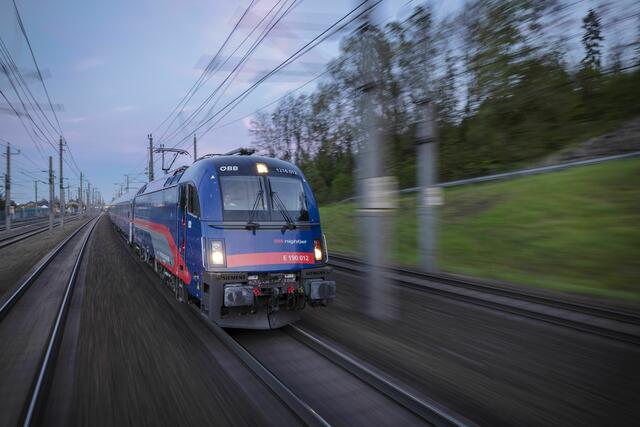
271 191 296 230
245 190 263 230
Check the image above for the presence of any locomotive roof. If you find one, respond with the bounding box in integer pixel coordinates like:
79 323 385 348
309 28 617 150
137 155 301 196
199 154 299 169
110 189 138 206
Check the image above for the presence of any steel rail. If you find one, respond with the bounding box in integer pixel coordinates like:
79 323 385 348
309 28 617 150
0 214 80 237
329 254 640 345
0 216 94 319
0 215 82 249
0 213 79 231
0 216 49 232
22 216 100 426
194 313 331 427
287 325 472 427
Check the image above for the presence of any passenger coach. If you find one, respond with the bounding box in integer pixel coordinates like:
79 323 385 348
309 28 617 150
109 153 336 329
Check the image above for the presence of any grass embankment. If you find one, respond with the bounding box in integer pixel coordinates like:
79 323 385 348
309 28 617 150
320 158 640 301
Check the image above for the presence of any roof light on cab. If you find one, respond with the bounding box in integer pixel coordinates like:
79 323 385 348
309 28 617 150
256 163 269 174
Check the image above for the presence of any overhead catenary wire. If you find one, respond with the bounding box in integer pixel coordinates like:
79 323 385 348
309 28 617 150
166 0 382 151
0 86 50 164
0 41 53 159
156 0 299 146
5 1 84 181
139 0 379 177
207 0 418 132
0 41 82 179
0 37 59 144
141 1 397 177
12 0 63 135
146 0 375 174
152 0 259 140
129 0 298 176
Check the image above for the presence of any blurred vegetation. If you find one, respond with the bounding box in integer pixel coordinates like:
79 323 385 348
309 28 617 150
320 158 640 301
250 1 640 203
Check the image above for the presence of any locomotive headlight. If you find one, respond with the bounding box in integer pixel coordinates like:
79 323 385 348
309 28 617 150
208 239 225 267
256 163 268 174
314 239 323 261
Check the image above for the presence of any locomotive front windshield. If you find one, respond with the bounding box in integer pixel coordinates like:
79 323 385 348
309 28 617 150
219 175 309 222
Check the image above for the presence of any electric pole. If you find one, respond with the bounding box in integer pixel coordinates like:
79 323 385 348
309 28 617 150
415 13 441 273
416 103 440 272
59 136 65 228
3 142 20 232
79 172 83 216
4 144 10 232
87 182 91 214
193 134 197 163
34 180 45 216
355 1 397 320
148 133 154 182
125 174 130 193
4 144 9 232
48 156 54 231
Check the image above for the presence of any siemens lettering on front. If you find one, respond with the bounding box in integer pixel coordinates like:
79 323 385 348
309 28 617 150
108 154 336 329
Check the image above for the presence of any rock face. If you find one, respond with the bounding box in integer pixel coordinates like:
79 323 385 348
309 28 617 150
538 117 640 166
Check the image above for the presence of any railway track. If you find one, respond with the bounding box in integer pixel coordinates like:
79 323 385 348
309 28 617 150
0 216 49 232
204 320 471 427
285 325 471 426
0 215 82 250
0 215 98 426
113 219 466 426
329 253 640 345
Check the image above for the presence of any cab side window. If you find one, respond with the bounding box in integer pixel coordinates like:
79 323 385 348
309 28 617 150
187 184 200 217
179 185 186 211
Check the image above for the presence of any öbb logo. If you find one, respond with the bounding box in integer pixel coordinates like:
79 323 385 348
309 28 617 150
219 165 238 171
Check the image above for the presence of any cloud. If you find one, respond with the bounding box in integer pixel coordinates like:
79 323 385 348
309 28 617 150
64 117 88 123
112 105 137 113
74 57 105 71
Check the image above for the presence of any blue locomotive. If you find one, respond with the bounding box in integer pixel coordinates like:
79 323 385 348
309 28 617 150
109 152 336 329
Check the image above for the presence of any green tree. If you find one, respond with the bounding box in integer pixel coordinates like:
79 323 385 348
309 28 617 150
581 9 604 72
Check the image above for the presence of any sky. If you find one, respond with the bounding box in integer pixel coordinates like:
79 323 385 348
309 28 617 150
0 0 635 203
1 0 430 203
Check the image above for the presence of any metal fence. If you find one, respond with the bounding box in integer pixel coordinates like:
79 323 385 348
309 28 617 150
0 207 50 222
339 151 640 203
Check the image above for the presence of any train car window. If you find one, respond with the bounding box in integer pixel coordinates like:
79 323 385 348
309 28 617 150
179 185 186 210
164 186 177 205
268 176 309 221
187 184 200 217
